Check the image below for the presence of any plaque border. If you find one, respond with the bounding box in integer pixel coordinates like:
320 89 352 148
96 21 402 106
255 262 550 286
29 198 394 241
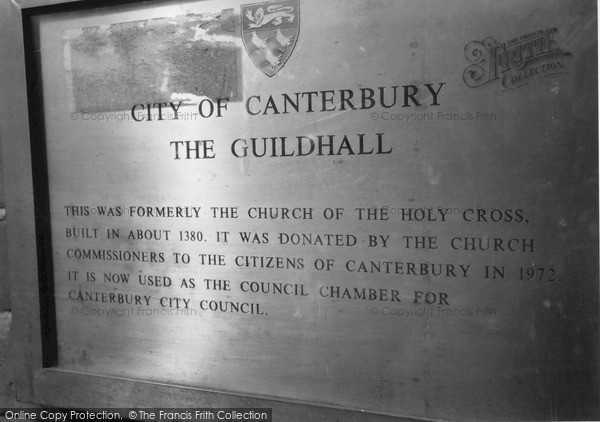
4 1 419 420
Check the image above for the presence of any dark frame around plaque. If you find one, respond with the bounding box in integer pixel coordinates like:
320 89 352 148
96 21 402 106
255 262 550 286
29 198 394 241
3 1 415 419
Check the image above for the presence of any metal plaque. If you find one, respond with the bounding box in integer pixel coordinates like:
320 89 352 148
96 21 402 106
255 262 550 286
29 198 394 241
32 0 597 419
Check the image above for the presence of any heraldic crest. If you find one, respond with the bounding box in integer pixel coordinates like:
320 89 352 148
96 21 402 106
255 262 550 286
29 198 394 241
241 0 300 77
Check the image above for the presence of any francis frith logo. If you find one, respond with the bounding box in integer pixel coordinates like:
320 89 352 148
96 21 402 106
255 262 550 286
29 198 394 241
241 0 300 76
463 28 572 90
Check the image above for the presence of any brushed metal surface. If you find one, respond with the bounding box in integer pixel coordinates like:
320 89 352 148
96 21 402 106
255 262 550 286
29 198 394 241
25 0 598 419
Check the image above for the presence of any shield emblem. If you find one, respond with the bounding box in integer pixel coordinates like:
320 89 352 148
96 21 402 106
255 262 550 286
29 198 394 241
241 0 300 77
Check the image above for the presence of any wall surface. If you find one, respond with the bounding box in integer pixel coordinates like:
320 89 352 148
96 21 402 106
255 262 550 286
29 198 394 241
0 151 7 312
0 312 15 408
0 137 17 408
0 0 30 411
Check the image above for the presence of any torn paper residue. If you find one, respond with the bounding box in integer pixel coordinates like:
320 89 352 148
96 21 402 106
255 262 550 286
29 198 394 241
63 9 237 112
